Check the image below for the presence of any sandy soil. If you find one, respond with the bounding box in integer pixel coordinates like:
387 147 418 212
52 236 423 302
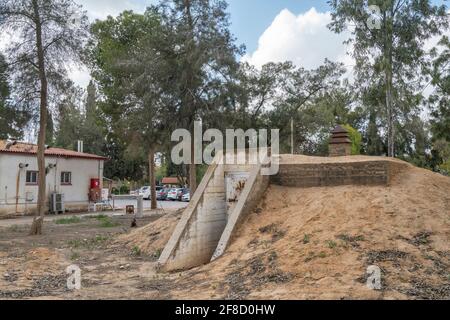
0 158 449 300
164 162 449 300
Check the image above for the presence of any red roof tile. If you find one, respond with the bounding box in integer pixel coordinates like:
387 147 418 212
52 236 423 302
161 177 185 185
0 140 107 160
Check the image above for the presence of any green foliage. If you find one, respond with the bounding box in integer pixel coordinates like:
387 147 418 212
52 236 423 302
131 246 142 257
111 185 130 195
0 54 30 140
70 251 81 261
342 124 362 155
97 216 120 228
329 0 449 157
67 235 110 249
196 164 209 184
303 234 311 244
55 216 82 225
84 214 108 220
8 225 20 232
54 82 85 149
427 37 450 173
326 240 338 249
87 10 162 181
2 0 444 186
433 139 450 175
439 161 450 175
155 159 168 183
0 0 89 140
152 248 162 259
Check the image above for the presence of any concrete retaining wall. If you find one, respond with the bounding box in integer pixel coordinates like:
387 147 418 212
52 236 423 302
271 161 399 188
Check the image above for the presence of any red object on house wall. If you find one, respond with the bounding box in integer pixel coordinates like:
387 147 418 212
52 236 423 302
89 188 101 202
90 178 100 189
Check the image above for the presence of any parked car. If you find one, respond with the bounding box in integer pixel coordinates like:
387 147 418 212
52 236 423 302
157 188 170 200
179 188 190 201
167 188 187 201
167 188 181 201
182 192 190 202
139 186 162 200
139 186 150 200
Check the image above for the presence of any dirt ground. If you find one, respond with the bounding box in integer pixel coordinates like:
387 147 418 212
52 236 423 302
0 213 171 299
0 158 449 300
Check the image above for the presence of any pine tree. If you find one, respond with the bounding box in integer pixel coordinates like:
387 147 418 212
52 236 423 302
328 0 449 157
0 0 89 234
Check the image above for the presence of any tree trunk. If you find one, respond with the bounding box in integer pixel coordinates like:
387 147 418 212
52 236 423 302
385 65 394 157
384 6 395 158
149 148 157 210
30 0 47 235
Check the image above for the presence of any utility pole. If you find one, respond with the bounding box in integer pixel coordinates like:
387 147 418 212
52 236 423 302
291 118 294 155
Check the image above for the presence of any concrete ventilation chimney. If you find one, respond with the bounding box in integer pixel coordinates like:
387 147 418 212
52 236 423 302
329 125 351 157
77 140 84 153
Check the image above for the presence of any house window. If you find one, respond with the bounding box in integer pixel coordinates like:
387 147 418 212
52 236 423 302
61 172 72 185
26 171 38 185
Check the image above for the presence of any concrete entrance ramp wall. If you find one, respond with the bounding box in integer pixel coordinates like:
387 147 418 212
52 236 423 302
157 151 269 272
157 155 227 271
211 161 269 261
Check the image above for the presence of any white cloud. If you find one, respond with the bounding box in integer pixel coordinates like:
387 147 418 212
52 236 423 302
75 0 148 21
243 8 351 70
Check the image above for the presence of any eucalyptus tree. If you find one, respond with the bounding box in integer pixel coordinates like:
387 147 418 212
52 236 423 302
328 0 449 157
429 36 450 143
0 0 89 234
158 0 243 193
428 35 450 171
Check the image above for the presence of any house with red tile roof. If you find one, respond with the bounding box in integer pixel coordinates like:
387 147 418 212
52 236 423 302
161 177 186 186
0 140 107 217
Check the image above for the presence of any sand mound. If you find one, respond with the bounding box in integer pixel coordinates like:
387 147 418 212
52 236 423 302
116 210 183 257
167 163 450 300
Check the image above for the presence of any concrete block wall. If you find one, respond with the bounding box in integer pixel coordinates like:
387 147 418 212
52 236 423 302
271 161 395 188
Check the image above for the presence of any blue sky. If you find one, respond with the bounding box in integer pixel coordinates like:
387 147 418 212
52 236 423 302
77 0 331 53
227 0 330 52
70 0 448 87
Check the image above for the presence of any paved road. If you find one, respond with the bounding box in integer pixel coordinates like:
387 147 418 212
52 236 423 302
0 200 188 228
112 199 188 211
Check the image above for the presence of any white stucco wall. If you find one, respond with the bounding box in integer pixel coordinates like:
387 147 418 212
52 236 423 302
0 153 104 217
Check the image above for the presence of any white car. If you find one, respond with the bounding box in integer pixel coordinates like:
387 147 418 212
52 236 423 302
182 192 190 202
167 188 182 201
139 186 151 200
139 186 163 200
